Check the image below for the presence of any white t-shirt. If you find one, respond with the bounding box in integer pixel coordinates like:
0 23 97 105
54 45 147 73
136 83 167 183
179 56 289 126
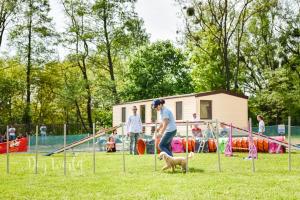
8 128 16 136
126 115 142 133
192 117 200 129
40 126 47 135
258 120 265 133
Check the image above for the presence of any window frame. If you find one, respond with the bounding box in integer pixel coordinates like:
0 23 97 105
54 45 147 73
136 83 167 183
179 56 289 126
200 100 212 120
151 107 157 122
175 101 183 120
140 105 146 123
121 107 126 122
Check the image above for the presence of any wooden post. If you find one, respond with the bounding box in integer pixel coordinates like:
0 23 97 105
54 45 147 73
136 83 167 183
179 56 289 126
186 121 189 173
93 123 96 174
35 125 38 174
215 121 221 172
249 118 255 173
64 124 67 176
6 125 9 174
288 116 291 171
122 123 125 172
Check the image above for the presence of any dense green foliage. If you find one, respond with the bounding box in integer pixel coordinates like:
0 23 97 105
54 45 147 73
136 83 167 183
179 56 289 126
180 0 300 125
122 41 193 101
0 0 299 129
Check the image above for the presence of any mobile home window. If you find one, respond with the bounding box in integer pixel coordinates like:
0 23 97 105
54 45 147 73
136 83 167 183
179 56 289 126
200 100 212 119
140 105 146 123
151 108 157 122
121 107 126 122
176 101 183 120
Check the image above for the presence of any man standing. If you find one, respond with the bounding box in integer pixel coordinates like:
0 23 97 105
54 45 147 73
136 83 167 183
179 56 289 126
126 106 142 155
8 125 16 141
191 113 202 138
40 124 47 145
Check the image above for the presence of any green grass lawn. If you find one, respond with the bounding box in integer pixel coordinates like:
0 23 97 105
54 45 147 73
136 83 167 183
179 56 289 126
1 152 300 200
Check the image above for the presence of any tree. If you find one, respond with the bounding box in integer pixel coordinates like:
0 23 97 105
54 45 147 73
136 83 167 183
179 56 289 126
122 41 193 101
0 58 25 124
248 0 300 125
10 0 56 131
92 0 148 104
178 0 277 91
0 0 18 48
61 0 95 130
179 0 257 91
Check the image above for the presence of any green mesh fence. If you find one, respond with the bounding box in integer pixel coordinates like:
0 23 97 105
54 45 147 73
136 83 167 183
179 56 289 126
1 124 300 154
252 125 300 136
27 134 154 153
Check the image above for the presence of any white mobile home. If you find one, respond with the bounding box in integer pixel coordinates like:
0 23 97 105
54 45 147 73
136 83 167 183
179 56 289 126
113 90 248 135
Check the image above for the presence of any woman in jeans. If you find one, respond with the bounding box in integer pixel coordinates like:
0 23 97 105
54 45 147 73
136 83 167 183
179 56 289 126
152 99 177 157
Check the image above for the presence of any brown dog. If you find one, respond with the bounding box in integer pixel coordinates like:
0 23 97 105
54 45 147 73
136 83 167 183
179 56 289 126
158 151 194 172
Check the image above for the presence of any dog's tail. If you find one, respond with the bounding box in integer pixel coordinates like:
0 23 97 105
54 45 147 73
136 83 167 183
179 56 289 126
188 152 194 159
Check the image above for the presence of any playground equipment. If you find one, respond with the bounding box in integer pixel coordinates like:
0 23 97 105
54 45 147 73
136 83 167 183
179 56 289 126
222 122 300 151
137 138 146 154
3 117 297 175
45 125 121 156
171 137 184 153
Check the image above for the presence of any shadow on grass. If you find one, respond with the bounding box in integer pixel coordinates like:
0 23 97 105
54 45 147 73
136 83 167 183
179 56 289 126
164 167 204 174
188 167 205 173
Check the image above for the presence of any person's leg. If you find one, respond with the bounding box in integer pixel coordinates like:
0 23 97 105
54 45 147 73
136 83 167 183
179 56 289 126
167 130 176 156
41 134 44 145
9 135 14 141
129 132 134 154
133 133 139 155
159 130 176 156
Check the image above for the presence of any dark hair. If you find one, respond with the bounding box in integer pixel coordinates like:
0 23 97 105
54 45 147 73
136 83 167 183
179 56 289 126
257 115 264 120
160 99 165 105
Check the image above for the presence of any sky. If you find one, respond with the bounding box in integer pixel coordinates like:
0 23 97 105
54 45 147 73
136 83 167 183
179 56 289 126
0 0 183 57
135 0 182 42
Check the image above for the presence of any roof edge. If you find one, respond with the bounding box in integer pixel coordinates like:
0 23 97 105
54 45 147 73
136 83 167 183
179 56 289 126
195 89 248 99
114 90 248 106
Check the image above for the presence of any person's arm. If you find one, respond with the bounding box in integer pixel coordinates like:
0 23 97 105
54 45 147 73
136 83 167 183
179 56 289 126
156 123 163 133
126 117 131 135
158 118 169 136
138 116 143 133
259 121 265 134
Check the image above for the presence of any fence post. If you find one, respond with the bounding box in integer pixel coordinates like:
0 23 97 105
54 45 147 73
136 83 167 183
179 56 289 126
215 120 221 172
93 123 96 174
28 135 31 153
6 125 9 174
186 121 189 173
249 118 255 173
122 123 125 173
288 116 291 171
154 121 157 171
64 124 66 176
35 125 38 174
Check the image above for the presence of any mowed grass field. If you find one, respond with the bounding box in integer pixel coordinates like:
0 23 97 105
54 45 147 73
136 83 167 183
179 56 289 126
1 152 300 200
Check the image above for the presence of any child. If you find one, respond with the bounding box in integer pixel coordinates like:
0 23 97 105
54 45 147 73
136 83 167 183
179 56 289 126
106 130 117 152
257 115 265 135
191 113 202 138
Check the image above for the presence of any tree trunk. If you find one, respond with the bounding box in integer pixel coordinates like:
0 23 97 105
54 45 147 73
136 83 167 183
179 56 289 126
81 60 93 131
23 0 33 133
0 2 6 47
223 0 230 91
75 100 88 132
103 9 119 104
